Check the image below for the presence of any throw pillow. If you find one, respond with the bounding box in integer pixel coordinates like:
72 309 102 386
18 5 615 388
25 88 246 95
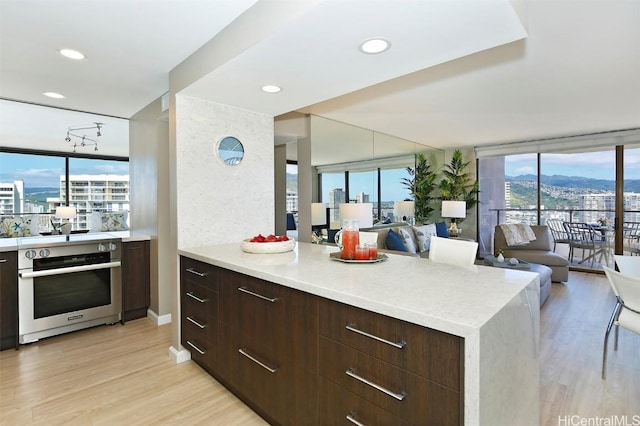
88 211 102 232
397 227 418 253
385 229 407 252
0 215 39 237
413 223 438 252
435 221 449 238
101 212 129 231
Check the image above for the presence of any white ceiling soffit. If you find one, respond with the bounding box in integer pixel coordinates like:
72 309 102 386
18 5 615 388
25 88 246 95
304 0 640 149
182 0 527 117
0 100 129 157
0 0 258 118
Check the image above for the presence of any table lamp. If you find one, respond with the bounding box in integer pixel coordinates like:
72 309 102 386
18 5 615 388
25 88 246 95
441 200 466 236
311 203 328 243
339 203 373 229
55 206 77 235
394 200 415 224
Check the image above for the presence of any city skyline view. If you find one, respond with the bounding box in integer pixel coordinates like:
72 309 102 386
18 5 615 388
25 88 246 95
0 153 129 188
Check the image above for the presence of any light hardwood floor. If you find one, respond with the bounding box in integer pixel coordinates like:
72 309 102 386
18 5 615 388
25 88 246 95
1 271 638 425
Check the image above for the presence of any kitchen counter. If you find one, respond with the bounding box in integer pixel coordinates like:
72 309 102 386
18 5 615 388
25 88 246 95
179 241 540 425
0 231 150 252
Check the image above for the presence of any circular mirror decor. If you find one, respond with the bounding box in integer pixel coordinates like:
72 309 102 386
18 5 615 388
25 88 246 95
216 136 244 165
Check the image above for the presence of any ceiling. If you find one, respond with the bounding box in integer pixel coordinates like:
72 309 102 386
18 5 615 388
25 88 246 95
1 0 639 157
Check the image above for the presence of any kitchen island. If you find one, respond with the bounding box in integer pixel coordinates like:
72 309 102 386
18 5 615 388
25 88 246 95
178 241 540 425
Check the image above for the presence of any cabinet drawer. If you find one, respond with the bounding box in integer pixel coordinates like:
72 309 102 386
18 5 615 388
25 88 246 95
182 280 218 322
218 324 292 424
218 271 289 362
320 337 461 425
182 320 216 370
319 298 462 390
180 257 218 291
319 377 408 426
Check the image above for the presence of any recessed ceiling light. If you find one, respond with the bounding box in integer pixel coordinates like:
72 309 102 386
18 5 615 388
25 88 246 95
359 38 391 54
261 85 282 93
43 92 66 99
58 49 86 60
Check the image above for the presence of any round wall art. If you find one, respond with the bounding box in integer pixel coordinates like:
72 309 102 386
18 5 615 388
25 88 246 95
216 136 244 165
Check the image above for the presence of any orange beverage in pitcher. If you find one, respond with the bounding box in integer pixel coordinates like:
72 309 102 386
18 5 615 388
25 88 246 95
341 230 359 260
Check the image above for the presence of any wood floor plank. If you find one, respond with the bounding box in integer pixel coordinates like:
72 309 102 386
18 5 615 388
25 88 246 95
1 271 638 425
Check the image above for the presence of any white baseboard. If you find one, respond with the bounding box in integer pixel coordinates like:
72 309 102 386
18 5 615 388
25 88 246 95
147 309 171 326
169 345 191 364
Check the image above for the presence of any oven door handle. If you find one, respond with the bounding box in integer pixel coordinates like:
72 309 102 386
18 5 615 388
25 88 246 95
19 261 122 279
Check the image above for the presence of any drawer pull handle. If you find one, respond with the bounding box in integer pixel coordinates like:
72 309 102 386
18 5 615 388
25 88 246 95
186 316 206 329
346 368 406 401
186 267 206 277
186 292 207 303
186 340 206 355
238 348 278 373
238 286 278 303
0 259 7 263
346 324 406 349
346 413 365 426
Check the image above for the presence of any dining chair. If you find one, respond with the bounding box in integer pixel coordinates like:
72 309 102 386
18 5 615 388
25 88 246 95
601 266 640 379
428 236 478 267
546 219 571 252
622 222 640 256
564 222 607 267
614 255 640 277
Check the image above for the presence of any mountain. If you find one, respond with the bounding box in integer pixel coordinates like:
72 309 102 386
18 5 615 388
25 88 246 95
506 175 640 208
508 174 640 192
286 173 297 192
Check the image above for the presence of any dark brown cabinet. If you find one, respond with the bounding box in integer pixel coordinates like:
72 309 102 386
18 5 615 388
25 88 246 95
0 251 18 351
179 255 463 425
180 257 218 373
318 298 464 426
217 267 318 425
121 240 150 321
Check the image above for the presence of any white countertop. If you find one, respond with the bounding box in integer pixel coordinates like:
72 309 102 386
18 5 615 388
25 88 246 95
179 241 539 339
0 231 150 252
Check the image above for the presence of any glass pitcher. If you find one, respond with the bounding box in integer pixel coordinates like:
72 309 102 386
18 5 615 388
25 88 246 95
338 219 360 260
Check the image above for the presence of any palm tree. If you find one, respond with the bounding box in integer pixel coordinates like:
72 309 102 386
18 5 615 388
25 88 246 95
401 152 437 224
438 149 479 213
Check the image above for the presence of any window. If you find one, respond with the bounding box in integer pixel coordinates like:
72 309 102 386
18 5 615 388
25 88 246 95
0 150 128 233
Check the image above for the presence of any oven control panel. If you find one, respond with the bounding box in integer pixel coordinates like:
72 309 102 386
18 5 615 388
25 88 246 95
18 240 121 267
98 242 118 252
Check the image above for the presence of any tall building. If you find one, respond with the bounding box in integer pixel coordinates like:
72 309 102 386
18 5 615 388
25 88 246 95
354 192 369 203
328 188 346 223
579 192 640 223
286 191 298 213
47 174 130 230
0 180 24 215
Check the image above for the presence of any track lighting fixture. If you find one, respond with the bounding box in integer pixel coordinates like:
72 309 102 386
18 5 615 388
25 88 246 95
65 122 103 152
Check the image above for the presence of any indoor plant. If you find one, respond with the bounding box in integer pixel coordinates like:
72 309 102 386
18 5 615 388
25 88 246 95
401 152 438 224
438 149 479 216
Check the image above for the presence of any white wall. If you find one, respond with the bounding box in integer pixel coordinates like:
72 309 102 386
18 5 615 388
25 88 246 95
129 97 172 319
175 94 274 249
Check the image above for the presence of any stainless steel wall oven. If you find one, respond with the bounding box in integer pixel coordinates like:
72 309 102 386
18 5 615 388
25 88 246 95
18 238 122 344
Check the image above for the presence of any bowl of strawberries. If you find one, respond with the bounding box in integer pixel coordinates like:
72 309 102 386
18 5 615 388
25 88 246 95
241 234 295 254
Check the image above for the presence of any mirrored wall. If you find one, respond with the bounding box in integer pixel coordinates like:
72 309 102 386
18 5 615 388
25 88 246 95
280 114 444 233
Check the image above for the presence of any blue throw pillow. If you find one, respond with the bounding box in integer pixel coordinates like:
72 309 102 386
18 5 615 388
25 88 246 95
435 221 449 238
386 229 407 251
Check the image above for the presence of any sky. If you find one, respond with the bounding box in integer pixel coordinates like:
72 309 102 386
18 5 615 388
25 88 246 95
4 148 639 194
0 153 129 188
504 149 640 180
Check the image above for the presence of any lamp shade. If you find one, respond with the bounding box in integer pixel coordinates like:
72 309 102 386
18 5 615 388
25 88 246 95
55 206 77 219
339 203 373 228
311 203 327 226
394 201 415 219
441 200 466 219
